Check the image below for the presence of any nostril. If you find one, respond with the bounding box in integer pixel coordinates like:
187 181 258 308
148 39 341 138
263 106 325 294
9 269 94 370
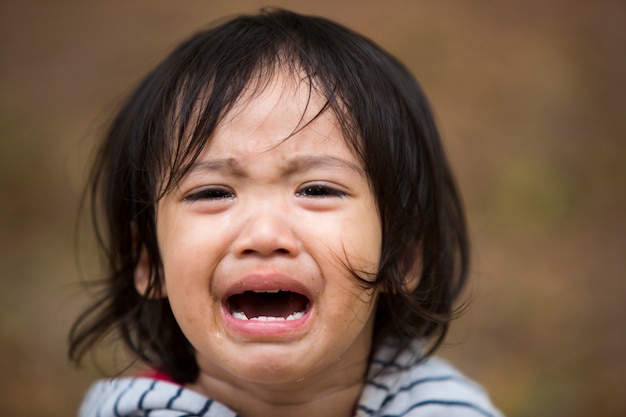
241 247 291 255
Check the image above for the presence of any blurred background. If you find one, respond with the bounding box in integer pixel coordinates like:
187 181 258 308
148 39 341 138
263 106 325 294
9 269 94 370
1 0 624 416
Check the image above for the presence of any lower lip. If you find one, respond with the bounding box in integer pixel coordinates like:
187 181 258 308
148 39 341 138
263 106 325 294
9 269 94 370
221 304 313 339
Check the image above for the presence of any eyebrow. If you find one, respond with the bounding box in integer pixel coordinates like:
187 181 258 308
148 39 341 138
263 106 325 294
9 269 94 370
187 158 244 176
186 155 365 178
285 155 365 177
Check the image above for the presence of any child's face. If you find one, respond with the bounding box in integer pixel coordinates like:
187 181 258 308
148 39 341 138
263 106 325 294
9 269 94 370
150 71 382 386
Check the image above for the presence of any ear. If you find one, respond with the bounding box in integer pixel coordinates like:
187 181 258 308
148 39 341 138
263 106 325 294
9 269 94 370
402 254 422 293
134 244 167 299
381 241 423 294
378 253 422 294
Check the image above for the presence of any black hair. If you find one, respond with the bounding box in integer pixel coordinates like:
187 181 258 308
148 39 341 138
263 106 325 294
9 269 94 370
68 8 469 383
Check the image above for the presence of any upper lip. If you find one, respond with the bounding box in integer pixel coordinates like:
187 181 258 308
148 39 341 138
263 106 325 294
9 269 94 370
222 273 315 302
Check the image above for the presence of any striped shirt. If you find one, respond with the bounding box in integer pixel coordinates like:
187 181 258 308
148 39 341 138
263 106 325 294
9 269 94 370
78 340 504 417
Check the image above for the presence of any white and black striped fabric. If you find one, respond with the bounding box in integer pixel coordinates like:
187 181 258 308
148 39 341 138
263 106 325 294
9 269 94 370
356 340 504 417
79 339 504 416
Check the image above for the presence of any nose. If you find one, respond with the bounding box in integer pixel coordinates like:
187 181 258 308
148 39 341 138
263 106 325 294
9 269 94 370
233 205 300 258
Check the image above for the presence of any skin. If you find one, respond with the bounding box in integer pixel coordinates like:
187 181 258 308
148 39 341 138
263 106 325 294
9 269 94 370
136 69 383 417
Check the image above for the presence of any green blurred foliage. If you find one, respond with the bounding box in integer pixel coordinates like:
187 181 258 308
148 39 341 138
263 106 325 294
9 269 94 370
1 0 624 416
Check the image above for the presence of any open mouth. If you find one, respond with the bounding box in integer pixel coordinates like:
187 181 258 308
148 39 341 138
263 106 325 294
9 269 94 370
227 290 310 322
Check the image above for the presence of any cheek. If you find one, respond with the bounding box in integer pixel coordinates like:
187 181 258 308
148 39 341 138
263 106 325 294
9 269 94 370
158 209 232 261
324 281 378 346
340 204 382 279
157 218 221 293
316 205 382 316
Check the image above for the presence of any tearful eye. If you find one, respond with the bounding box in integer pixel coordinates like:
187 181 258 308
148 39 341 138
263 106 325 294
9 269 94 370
184 187 235 202
295 185 346 198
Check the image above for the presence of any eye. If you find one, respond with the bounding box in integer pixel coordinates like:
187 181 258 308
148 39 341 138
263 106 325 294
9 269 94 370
295 184 346 198
183 186 235 202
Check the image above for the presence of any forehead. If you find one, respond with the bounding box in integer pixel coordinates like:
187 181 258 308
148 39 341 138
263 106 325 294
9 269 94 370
201 69 352 159
159 65 365 196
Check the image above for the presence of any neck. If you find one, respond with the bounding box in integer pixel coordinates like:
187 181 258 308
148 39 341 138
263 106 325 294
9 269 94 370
186 357 368 417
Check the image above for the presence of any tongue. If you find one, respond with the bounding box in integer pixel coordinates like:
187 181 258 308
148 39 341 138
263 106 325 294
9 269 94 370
230 291 308 318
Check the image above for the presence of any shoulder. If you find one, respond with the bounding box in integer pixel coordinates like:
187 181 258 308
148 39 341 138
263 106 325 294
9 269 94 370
358 342 504 417
78 377 236 417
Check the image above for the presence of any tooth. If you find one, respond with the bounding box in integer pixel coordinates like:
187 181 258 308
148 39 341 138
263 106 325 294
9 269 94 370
233 310 306 322
286 311 305 320
232 311 249 320
252 316 283 321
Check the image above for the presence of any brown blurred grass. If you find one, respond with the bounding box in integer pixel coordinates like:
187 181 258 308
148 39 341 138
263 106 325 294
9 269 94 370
1 0 624 416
